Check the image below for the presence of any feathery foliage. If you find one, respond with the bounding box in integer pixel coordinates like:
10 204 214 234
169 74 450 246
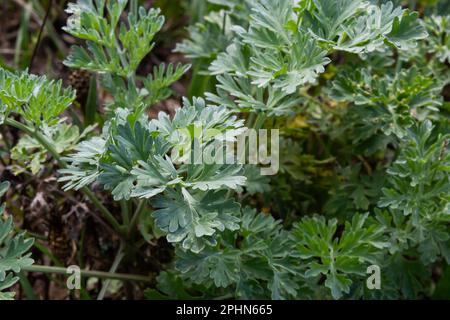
0 182 34 300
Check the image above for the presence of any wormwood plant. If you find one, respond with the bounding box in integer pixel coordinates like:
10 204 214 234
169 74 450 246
168 0 450 300
0 0 448 300
0 181 34 300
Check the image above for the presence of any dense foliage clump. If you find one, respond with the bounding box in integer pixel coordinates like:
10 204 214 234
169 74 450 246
0 0 448 300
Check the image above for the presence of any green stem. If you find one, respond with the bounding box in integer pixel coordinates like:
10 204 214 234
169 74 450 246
130 0 138 17
16 227 46 241
22 265 151 283
28 0 67 54
98 242 125 300
4 118 62 163
33 240 64 267
81 187 123 233
246 112 266 130
127 200 146 237
18 272 38 300
246 112 256 128
187 61 214 98
120 200 130 225
3 118 122 235
253 112 267 130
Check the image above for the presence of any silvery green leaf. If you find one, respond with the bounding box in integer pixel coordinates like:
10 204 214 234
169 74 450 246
0 182 34 300
152 188 240 253
0 68 75 127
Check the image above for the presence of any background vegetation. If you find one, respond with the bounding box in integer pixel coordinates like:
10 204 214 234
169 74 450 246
0 0 449 300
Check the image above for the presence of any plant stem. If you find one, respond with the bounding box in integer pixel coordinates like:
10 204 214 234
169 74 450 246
3 118 123 235
13 0 67 55
246 112 266 130
127 200 146 237
33 240 64 267
130 0 138 17
97 243 125 300
81 187 123 233
246 112 256 128
29 0 52 69
253 112 267 130
22 264 151 283
120 200 130 225
18 272 38 300
187 62 214 98
4 118 63 163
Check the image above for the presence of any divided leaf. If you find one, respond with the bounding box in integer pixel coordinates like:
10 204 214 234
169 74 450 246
0 68 75 127
0 181 34 300
291 213 388 299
